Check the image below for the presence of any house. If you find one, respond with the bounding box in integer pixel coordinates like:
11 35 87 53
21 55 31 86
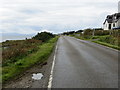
103 13 120 30
103 1 120 30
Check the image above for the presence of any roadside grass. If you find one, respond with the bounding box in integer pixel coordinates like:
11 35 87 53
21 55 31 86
70 35 120 50
2 36 59 83
93 41 120 50
69 35 90 40
2 39 42 67
0 43 2 50
91 35 119 50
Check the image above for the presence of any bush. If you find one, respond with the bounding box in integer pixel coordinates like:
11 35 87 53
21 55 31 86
33 32 55 42
2 39 42 66
94 30 109 36
84 29 93 36
98 36 118 46
2 36 59 83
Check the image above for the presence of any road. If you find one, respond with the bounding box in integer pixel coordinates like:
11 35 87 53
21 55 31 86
51 36 118 88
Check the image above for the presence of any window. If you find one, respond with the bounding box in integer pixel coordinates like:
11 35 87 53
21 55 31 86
113 23 115 27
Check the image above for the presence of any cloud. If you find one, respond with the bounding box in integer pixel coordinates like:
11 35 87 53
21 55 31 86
41 29 53 33
0 0 119 35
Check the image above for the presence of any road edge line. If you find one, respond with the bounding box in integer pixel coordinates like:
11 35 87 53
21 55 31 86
47 42 58 89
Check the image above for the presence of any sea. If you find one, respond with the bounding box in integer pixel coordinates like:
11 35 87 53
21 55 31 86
0 33 35 42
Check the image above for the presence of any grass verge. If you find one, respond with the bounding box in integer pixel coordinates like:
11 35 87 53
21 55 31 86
2 36 59 84
92 41 120 50
70 35 119 50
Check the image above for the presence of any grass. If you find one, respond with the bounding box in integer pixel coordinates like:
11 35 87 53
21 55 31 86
69 35 91 40
2 39 42 67
2 36 59 84
71 35 120 50
91 35 120 50
93 41 120 50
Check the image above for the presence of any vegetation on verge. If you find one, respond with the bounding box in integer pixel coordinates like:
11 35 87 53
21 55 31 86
2 32 58 84
93 40 120 50
2 39 42 67
63 29 120 50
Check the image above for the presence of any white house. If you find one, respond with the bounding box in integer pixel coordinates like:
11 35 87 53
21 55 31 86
103 1 120 30
103 13 120 30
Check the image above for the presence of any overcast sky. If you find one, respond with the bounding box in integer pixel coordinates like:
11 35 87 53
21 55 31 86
0 0 119 34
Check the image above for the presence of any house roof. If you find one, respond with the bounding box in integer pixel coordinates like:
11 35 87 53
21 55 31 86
106 19 113 23
103 13 120 24
103 18 112 24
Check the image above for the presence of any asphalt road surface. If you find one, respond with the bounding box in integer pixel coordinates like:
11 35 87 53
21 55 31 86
51 36 118 88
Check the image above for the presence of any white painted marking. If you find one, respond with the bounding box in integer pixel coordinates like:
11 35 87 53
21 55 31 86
32 73 43 80
47 43 58 89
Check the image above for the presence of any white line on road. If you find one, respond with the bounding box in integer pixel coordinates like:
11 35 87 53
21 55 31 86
47 43 58 89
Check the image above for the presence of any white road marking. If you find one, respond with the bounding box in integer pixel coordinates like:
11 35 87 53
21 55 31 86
47 43 58 89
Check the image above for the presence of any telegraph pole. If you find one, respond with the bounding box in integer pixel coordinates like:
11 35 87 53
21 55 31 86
92 29 95 37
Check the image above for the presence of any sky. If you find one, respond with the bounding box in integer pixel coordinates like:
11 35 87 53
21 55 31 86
0 0 119 36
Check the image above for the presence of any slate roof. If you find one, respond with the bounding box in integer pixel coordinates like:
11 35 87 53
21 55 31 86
103 13 120 24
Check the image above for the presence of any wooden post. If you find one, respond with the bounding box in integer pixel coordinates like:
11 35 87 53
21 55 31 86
92 29 95 37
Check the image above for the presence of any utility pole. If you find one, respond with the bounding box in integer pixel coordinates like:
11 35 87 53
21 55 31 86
92 29 95 37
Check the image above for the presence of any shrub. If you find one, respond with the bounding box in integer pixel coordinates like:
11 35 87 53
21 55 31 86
98 36 119 46
2 39 42 66
33 32 55 42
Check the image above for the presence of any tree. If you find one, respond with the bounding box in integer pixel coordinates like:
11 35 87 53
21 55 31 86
32 32 55 42
75 30 83 33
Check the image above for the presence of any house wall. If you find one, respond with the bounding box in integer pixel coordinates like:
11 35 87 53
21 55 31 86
116 19 120 28
103 21 110 30
103 21 116 30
